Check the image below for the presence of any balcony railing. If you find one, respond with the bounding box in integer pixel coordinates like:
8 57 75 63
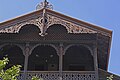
18 71 96 80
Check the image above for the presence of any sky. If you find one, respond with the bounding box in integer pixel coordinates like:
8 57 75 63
0 0 120 76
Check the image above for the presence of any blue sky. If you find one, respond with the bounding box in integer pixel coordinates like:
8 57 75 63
0 0 120 76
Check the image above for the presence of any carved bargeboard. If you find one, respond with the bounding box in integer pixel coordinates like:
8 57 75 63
0 14 97 36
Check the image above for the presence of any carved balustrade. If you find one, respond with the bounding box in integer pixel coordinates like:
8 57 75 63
18 71 96 80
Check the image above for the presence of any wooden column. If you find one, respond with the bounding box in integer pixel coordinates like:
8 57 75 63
94 44 99 80
59 43 64 80
23 43 30 80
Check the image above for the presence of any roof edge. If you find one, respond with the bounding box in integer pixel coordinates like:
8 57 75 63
0 8 112 37
46 9 112 36
0 9 43 26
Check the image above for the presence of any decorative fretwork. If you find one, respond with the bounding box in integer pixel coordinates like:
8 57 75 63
0 14 97 35
18 71 96 80
0 15 43 34
2 12 114 37
17 72 25 80
36 0 53 10
46 14 97 34
19 71 60 80
62 71 96 80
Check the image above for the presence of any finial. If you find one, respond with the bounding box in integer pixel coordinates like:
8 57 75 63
44 0 47 2
36 0 53 10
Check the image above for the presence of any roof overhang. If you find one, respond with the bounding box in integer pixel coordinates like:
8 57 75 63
0 8 112 70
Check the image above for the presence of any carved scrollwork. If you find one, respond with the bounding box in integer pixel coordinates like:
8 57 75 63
18 71 96 80
36 0 53 10
0 14 97 35
16 18 43 33
0 16 43 33
0 12 101 37
46 14 97 34
0 26 17 33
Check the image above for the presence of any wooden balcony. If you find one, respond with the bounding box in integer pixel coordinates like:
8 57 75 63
18 71 96 80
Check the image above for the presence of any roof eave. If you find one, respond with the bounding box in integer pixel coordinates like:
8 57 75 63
46 9 112 36
0 9 43 26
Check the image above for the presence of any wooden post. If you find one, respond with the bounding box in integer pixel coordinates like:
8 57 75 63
94 44 99 80
23 43 30 80
59 43 63 80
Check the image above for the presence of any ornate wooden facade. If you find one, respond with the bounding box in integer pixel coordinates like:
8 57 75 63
0 0 120 80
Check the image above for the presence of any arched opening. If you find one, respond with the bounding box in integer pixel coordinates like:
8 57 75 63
19 24 40 34
47 24 68 33
19 24 40 39
28 45 59 71
0 45 24 70
63 45 94 71
46 24 68 39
